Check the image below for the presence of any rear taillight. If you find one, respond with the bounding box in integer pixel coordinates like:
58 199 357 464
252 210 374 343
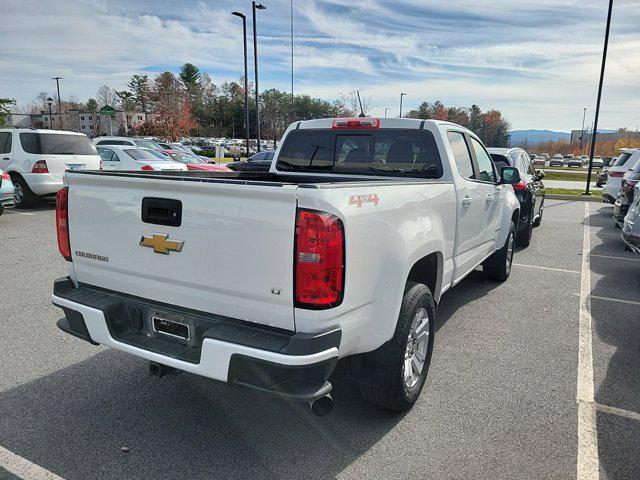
332 118 380 129
610 171 624 178
1 171 9 180
56 188 72 261
32 160 49 173
140 165 155 171
295 209 344 308
512 180 527 191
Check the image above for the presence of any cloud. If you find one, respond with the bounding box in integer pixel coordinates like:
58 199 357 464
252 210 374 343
0 0 639 130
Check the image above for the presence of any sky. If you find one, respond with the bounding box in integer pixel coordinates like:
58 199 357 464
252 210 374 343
1 0 639 131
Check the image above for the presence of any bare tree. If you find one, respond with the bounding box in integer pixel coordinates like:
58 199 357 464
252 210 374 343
96 85 118 108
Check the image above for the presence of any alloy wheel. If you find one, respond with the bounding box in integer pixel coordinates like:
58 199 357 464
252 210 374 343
403 307 430 390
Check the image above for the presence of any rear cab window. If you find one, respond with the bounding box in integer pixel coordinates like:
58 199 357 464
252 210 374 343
0 132 12 153
20 133 96 155
276 129 442 178
447 131 474 179
613 153 633 167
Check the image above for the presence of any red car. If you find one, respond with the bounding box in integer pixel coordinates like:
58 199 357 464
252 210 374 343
159 150 231 172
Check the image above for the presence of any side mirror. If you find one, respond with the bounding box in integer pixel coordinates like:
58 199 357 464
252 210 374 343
500 166 521 185
535 170 546 180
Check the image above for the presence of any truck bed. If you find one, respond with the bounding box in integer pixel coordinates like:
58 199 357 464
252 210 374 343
68 169 436 188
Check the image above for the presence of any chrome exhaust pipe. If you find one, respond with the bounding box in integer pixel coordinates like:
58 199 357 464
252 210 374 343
310 394 334 416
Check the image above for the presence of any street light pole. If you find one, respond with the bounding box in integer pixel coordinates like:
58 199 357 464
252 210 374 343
252 1 266 153
585 0 614 195
232 11 250 158
384 107 390 118
399 93 406 117
47 97 53 129
52 76 62 129
579 107 587 151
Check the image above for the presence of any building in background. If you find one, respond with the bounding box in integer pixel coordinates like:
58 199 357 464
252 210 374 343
2 110 157 137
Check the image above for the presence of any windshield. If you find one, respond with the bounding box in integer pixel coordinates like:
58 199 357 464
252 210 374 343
171 153 205 164
124 148 171 161
19 133 97 155
276 129 442 178
613 152 633 167
133 139 161 149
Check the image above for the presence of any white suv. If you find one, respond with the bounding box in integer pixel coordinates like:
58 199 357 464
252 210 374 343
603 149 640 204
0 128 101 208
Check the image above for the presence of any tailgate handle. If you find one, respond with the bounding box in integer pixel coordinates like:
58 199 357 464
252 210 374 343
142 197 182 227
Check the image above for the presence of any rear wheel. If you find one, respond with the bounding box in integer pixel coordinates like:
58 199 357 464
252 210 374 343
358 282 435 412
12 176 38 209
516 213 533 247
484 221 515 282
533 200 544 227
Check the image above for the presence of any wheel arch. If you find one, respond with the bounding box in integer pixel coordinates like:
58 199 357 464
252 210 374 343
406 251 443 305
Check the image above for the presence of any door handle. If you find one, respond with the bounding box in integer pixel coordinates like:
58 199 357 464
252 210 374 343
1 157 9 161
462 196 472 207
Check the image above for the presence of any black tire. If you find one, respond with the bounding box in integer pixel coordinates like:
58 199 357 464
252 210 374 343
358 282 435 412
12 175 38 209
0 205 4 216
516 213 533 247
484 221 515 282
533 200 544 227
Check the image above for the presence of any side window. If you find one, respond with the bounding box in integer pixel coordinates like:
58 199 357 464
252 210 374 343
97 148 113 162
0 132 11 154
447 131 474 179
525 154 536 175
470 137 496 183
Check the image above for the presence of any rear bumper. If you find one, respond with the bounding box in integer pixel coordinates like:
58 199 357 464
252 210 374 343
21 173 62 195
52 277 340 402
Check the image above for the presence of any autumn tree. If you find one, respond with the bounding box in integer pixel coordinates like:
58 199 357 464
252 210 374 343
136 100 197 141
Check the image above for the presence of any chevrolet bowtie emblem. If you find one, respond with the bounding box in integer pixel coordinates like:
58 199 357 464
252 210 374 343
139 234 185 255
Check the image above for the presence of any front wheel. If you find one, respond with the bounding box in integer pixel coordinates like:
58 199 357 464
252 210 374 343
484 221 515 282
516 213 533 247
358 282 435 412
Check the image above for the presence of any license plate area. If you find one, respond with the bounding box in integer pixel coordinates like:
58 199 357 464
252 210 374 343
66 164 85 171
152 316 190 341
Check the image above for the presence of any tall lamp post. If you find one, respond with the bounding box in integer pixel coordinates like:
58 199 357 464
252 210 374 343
384 107 390 118
46 97 53 129
231 11 250 158
52 76 62 129
399 93 406 117
585 0 614 195
579 107 587 151
252 1 266 153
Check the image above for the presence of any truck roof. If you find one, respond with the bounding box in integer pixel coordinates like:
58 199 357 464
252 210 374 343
294 117 475 135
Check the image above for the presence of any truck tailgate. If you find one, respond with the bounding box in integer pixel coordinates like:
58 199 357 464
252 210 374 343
66 173 297 331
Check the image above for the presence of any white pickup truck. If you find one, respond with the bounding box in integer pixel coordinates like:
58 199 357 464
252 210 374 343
52 118 521 415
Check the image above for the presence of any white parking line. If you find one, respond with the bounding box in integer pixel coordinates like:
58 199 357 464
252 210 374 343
590 253 640 263
590 295 640 307
595 402 640 422
0 445 65 480
577 202 599 480
513 263 580 274
4 210 35 216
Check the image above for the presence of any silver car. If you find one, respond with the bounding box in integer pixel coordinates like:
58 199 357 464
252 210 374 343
622 184 640 254
0 167 15 215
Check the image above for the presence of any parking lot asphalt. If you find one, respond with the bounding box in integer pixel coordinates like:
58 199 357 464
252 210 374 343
0 199 638 480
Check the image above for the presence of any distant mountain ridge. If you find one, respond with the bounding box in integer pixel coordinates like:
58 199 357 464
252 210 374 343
510 130 570 145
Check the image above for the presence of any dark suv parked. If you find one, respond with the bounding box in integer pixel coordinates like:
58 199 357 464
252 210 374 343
488 147 546 247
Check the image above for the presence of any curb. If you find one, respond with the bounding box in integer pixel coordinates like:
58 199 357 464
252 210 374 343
546 194 605 203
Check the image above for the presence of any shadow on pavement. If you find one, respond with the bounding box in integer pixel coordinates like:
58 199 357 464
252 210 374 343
586 207 640 479
0 270 504 480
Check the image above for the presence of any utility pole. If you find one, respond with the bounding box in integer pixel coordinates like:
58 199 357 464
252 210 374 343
585 0 614 195
52 76 62 129
384 107 390 118
399 93 406 117
290 0 294 114
231 11 250 158
252 2 266 152
579 107 587 151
